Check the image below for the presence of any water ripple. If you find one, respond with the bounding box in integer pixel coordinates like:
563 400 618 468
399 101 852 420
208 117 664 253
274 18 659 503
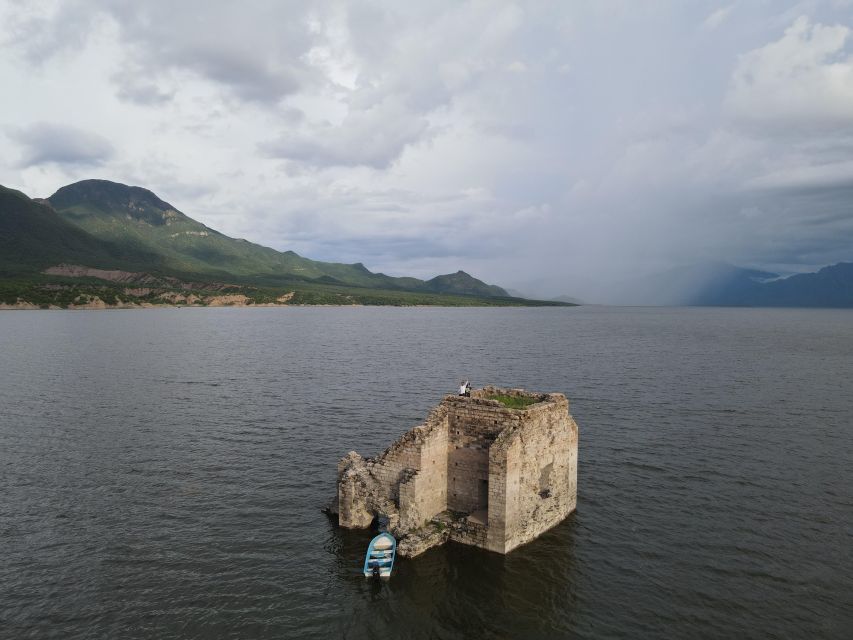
1 307 852 638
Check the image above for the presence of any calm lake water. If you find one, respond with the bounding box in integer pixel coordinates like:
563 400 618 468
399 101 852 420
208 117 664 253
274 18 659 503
1 306 851 639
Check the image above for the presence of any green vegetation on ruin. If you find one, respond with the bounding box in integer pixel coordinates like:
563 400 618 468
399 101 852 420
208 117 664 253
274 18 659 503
487 394 539 409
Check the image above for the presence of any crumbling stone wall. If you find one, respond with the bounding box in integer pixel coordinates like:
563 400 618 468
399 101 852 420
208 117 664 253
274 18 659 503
338 405 449 530
336 452 382 528
335 386 579 557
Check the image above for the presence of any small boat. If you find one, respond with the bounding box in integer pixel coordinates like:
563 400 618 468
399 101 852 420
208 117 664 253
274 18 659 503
363 532 396 578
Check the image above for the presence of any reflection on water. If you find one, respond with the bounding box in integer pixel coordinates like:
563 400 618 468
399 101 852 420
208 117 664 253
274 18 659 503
1 306 852 639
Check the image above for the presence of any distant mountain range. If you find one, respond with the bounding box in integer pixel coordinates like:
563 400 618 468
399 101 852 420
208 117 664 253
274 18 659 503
3 178 850 308
2 179 564 308
616 261 853 308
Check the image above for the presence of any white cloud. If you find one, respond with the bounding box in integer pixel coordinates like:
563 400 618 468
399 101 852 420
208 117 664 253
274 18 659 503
743 160 853 190
725 16 853 130
703 4 734 30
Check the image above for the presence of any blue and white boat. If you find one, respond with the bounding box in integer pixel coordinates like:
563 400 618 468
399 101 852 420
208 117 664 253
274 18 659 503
363 532 395 578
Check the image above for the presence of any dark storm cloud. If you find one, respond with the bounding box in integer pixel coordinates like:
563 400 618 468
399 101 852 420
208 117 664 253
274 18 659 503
9 123 114 167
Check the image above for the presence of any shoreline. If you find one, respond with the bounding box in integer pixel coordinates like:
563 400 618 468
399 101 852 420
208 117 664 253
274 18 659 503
0 302 557 310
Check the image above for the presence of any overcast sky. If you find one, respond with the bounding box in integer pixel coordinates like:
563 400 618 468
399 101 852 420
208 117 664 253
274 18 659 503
2 1 853 299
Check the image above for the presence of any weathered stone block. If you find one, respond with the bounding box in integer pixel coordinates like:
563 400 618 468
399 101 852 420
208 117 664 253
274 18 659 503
333 387 579 557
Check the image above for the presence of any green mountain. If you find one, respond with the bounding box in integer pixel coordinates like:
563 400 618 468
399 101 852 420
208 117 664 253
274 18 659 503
48 179 393 286
423 271 508 297
44 179 507 295
1 179 563 308
0 185 161 275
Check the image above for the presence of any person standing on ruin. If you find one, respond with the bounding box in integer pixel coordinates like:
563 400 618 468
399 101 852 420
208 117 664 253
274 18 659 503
459 380 471 396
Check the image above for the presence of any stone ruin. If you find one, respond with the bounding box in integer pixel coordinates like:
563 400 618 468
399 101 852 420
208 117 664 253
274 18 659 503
331 386 579 557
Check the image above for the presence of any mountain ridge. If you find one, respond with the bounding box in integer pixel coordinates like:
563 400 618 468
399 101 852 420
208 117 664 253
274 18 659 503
615 260 853 308
2 180 563 308
42 179 509 298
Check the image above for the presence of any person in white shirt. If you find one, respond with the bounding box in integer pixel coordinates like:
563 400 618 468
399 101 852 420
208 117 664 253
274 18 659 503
459 380 470 396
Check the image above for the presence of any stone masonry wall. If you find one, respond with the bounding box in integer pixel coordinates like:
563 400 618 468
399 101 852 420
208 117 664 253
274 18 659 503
338 404 449 530
494 394 579 553
399 420 448 530
445 394 522 514
335 386 579 558
448 519 488 548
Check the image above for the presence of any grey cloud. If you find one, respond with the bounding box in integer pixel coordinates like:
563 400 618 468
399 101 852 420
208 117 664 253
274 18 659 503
112 71 174 105
287 235 464 266
3 1 853 302
260 101 431 168
108 0 324 104
7 0 319 104
157 44 302 103
743 161 853 191
1 2 96 64
206 180 510 270
9 123 114 167
479 122 535 140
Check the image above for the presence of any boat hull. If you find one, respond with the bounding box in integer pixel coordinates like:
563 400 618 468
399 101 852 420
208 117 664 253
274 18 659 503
363 532 396 578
